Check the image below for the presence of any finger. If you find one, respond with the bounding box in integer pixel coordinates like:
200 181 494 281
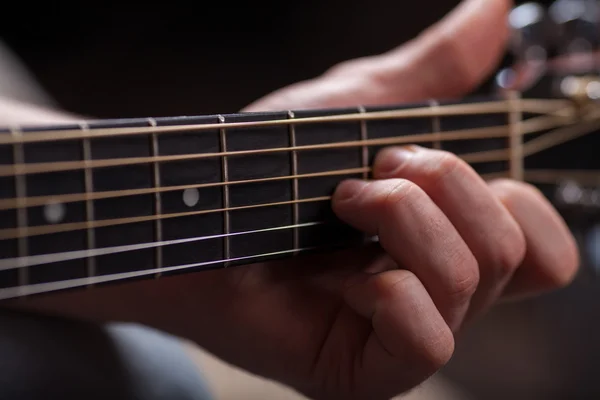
244 0 511 112
344 270 453 399
373 146 526 317
488 179 580 298
332 178 479 331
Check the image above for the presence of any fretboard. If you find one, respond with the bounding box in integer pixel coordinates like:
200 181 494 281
0 95 575 300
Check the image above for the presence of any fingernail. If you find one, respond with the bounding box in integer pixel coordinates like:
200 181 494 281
334 179 369 202
375 146 418 177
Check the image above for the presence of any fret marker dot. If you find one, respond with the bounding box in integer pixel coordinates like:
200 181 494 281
183 188 200 208
44 201 66 224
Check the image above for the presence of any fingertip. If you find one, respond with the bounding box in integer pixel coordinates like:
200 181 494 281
489 179 581 297
373 145 419 178
360 270 455 376
332 179 370 203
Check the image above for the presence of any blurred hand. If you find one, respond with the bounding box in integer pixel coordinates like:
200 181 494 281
7 0 579 399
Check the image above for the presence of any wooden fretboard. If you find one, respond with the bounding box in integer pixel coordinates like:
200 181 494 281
0 95 582 299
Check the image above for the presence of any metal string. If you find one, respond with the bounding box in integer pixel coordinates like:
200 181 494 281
0 245 328 300
0 98 572 145
0 112 574 178
0 221 325 271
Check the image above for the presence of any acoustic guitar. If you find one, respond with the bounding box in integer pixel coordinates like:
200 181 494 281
0 1 597 301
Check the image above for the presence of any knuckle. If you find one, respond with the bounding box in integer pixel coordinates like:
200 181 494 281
325 57 372 78
446 249 480 303
494 224 527 277
375 270 420 302
489 179 539 206
380 179 419 211
324 59 353 76
431 36 479 92
365 64 404 97
422 151 467 186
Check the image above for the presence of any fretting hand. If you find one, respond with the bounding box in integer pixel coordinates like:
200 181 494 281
178 1 578 399
11 0 579 399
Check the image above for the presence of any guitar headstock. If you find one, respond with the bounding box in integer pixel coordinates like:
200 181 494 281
496 1 600 221
499 0 600 97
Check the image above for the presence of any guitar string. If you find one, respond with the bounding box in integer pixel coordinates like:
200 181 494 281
0 111 575 178
0 170 515 271
0 167 369 210
0 109 582 213
0 169 512 241
0 101 589 299
0 110 574 212
0 167 593 299
0 108 592 243
0 244 342 300
522 115 600 157
0 98 573 145
0 111 595 239
0 221 326 270
0 143 516 241
0 196 331 240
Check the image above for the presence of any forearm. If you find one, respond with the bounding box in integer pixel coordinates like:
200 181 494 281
0 96 80 126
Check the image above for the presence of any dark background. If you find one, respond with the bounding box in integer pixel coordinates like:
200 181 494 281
0 0 531 118
3 1 600 399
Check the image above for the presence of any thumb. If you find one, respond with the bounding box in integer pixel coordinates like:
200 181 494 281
244 0 511 112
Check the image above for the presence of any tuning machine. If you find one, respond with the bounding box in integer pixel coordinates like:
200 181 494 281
549 0 600 56
496 3 557 93
555 180 600 213
509 2 555 63
499 1 600 98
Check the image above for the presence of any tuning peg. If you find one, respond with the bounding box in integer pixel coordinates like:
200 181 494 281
549 0 600 53
555 180 600 211
509 2 555 62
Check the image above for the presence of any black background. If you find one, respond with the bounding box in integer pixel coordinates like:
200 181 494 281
0 0 551 118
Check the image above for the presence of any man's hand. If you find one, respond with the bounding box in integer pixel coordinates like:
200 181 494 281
182 1 577 399
10 0 579 399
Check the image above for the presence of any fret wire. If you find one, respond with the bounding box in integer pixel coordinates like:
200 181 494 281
0 244 351 300
507 92 524 181
0 113 570 178
148 118 163 278
358 106 369 179
80 122 96 287
358 105 374 246
0 222 325 271
218 115 231 267
429 100 442 149
0 99 573 145
287 111 300 255
10 126 28 295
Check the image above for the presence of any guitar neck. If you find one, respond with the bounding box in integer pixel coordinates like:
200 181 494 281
0 94 577 300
